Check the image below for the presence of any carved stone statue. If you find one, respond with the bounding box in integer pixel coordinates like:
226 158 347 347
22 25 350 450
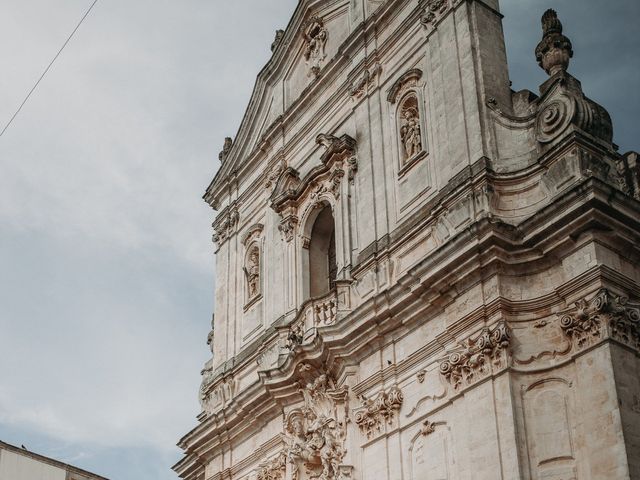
218 137 233 162
303 17 328 77
283 364 348 480
207 315 215 356
399 105 422 159
244 246 260 299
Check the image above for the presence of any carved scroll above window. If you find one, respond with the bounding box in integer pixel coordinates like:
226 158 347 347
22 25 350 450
269 134 357 243
302 16 328 78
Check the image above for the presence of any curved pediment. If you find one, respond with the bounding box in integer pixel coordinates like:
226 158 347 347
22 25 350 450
204 0 353 207
269 134 357 214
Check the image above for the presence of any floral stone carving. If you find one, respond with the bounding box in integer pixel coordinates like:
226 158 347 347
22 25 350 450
420 0 448 28
354 385 403 438
284 364 349 480
438 322 511 391
559 288 640 352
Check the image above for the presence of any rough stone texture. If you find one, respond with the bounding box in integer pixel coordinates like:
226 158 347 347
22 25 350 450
176 2 640 480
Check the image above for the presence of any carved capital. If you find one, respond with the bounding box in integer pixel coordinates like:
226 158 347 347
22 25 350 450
438 322 511 391
420 0 449 29
559 289 640 352
257 452 286 480
212 203 240 251
354 385 404 438
278 215 298 242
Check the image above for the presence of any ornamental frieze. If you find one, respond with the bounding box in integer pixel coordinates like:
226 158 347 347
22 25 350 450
558 288 640 352
438 322 511 391
354 385 403 439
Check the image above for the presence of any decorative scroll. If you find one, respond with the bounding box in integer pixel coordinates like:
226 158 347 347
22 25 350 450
354 385 403 438
438 322 511 391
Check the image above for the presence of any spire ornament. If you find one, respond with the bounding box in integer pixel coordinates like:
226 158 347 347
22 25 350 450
535 9 573 76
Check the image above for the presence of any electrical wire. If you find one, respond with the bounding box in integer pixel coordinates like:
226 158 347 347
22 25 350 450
0 0 99 138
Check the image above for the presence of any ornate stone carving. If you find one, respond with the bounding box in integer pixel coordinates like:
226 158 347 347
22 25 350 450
302 16 328 78
257 452 286 480
419 420 436 436
614 152 640 200
399 95 423 160
284 364 349 480
244 244 261 300
218 137 233 163
271 29 285 53
420 0 448 28
212 203 239 250
286 320 305 351
438 322 511 391
354 385 403 438
278 215 298 242
349 63 381 100
535 9 573 76
199 363 214 409
535 93 574 144
559 289 640 351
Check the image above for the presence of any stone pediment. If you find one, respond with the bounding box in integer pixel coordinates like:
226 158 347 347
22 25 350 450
204 1 352 208
270 134 357 214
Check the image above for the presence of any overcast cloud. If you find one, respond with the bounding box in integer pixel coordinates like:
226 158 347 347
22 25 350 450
0 1 637 479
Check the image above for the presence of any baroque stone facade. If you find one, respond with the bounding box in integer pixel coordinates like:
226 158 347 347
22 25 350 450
175 2 640 480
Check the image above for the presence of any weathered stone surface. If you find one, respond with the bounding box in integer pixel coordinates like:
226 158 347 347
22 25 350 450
176 3 640 480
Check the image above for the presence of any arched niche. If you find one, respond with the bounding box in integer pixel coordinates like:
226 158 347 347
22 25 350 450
301 201 338 301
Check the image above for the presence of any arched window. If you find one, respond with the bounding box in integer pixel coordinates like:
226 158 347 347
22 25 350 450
308 204 337 298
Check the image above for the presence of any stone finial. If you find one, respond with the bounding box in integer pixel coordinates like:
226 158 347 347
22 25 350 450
218 137 233 163
535 9 573 76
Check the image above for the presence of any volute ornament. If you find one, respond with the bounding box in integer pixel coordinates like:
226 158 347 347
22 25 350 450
438 322 511 390
354 385 404 438
559 289 640 352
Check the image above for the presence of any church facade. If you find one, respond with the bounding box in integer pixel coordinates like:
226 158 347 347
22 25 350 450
174 1 640 479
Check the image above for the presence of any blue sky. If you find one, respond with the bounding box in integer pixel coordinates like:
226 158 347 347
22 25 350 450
0 1 637 479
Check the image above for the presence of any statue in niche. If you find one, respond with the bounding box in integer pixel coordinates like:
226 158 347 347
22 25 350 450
399 97 422 160
303 17 328 77
244 245 260 300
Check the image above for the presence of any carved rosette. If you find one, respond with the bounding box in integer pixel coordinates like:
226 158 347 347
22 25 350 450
354 385 404 439
438 322 511 391
212 203 239 251
559 289 640 352
284 364 349 480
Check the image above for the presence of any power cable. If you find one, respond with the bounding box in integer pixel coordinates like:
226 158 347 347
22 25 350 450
0 0 99 138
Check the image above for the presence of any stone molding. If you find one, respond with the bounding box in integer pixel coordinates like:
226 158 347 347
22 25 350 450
354 385 404 439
